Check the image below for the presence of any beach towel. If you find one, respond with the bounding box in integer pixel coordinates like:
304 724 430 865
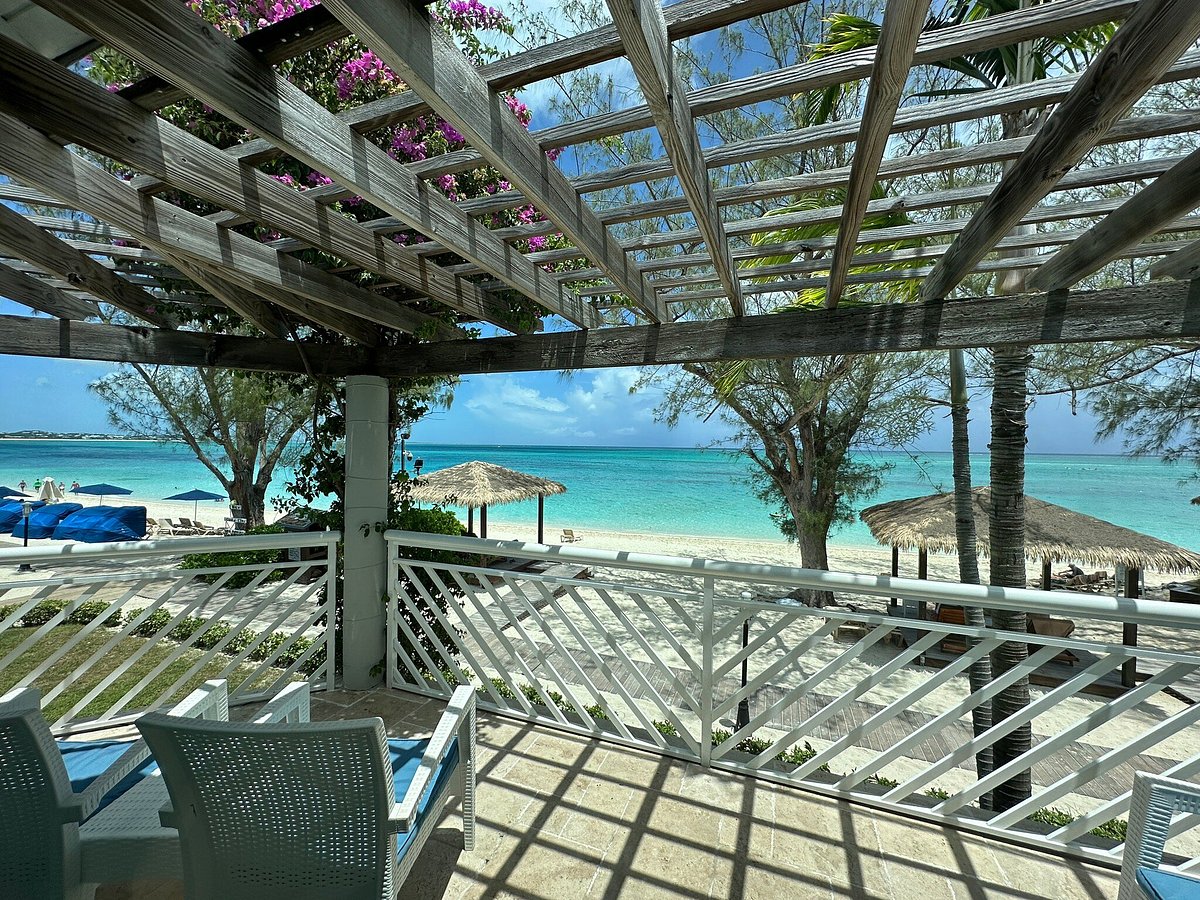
11 502 84 539
52 506 148 543
0 499 46 534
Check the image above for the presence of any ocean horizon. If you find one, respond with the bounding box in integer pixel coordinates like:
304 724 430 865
1 439 1196 551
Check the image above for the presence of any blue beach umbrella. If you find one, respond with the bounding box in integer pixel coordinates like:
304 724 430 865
163 488 226 520
71 483 133 504
0 486 30 499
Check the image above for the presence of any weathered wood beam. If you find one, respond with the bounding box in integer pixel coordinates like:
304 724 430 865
0 37 532 334
118 4 350 111
921 0 1200 300
6 281 1199 377
0 314 364 375
0 263 98 320
1031 146 1200 290
46 0 598 329
605 0 743 315
1150 232 1200 283
825 0 930 309
321 0 663 322
0 200 172 327
167 257 291 339
0 111 442 344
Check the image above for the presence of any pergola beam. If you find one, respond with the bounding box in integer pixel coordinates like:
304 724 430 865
321 0 664 322
605 0 743 315
0 111 443 344
0 200 172 327
0 262 98 320
1030 146 1200 290
167 257 291 339
921 0 1200 300
39 0 598 329
825 0 930 308
6 281 1200 376
0 36 530 333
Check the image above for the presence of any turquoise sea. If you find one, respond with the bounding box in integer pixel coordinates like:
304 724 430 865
0 440 1196 550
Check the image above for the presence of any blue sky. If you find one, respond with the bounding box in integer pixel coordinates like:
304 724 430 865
0 301 1125 454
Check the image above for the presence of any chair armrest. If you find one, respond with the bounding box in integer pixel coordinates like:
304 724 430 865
388 685 476 834
250 682 311 724
166 680 230 721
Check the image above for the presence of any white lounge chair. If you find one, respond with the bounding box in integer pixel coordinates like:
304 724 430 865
1119 772 1200 899
137 683 477 899
0 679 229 900
560 528 582 543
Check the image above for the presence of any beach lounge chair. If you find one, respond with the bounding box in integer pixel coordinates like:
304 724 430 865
164 517 198 535
180 517 220 535
136 683 477 900
1119 772 1200 899
561 528 582 543
147 517 174 536
0 679 229 899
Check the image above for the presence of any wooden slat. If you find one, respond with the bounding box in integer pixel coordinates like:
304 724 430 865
0 36 531 334
167 257 291 339
321 0 663 321
40 0 598 330
824 0 930 309
921 0 1200 300
605 0 743 315
1151 231 1200 282
1029 146 1200 289
0 201 172 327
0 111 437 344
6 281 1200 376
0 262 98 320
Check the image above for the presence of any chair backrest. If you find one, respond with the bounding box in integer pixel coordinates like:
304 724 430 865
0 688 77 899
562 529 574 539
137 713 398 900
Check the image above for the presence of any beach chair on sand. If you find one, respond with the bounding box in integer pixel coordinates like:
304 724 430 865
164 518 198 535
137 683 477 900
147 517 173 536
180 518 219 535
560 528 582 543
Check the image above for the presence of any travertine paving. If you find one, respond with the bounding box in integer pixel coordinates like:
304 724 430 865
98 686 1120 900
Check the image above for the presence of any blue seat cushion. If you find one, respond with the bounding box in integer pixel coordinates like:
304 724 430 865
387 736 460 859
57 738 157 815
1138 867 1200 900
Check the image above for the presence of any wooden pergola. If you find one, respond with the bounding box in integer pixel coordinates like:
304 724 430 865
0 0 1198 375
3 0 1200 685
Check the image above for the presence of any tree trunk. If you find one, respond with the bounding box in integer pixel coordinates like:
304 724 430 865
793 498 835 606
988 344 1033 811
950 349 994 806
230 477 267 529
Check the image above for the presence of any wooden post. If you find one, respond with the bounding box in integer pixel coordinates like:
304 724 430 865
1123 566 1141 688
917 547 928 621
1042 559 1052 590
890 545 899 608
480 504 488 539
537 493 545 544
467 506 473 535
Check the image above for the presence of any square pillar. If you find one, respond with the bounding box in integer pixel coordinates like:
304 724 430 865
342 375 390 690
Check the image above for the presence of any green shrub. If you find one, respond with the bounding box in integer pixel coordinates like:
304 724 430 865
65 600 122 627
584 704 608 721
521 683 545 706
711 728 731 746
222 629 258 656
1029 806 1127 842
1090 818 1127 841
486 677 517 700
925 787 951 800
193 622 232 650
0 604 19 623
19 599 67 627
864 774 900 789
169 616 206 642
778 742 819 766
653 720 678 737
249 631 288 661
179 525 288 589
126 608 173 637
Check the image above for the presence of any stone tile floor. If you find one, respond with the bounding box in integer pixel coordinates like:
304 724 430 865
98 687 1119 899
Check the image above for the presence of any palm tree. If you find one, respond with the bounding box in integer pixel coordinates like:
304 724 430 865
802 2 1113 811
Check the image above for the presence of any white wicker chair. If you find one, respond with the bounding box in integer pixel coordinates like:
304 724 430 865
0 679 228 900
137 684 477 900
1120 772 1200 899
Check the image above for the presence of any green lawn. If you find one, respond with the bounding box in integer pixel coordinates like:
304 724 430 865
0 624 302 725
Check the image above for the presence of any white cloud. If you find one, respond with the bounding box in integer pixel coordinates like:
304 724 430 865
464 376 576 435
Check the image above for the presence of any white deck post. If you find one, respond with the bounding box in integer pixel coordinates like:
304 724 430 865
343 375 390 689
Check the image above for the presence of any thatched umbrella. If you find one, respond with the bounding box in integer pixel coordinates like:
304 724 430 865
861 487 1200 688
407 460 566 542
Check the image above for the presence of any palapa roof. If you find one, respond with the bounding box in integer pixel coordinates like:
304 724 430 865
1 2 1200 378
408 461 566 508
860 487 1200 574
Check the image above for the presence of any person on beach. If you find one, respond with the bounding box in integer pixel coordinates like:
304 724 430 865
70 480 79 491
33 478 41 490
57 482 65 493
17 480 25 492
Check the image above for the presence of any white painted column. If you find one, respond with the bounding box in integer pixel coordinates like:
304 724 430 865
342 375 389 690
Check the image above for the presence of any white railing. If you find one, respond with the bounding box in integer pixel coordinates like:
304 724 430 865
0 531 338 732
385 529 1200 868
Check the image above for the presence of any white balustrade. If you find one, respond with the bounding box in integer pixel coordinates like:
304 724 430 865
0 531 338 732
385 529 1200 867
